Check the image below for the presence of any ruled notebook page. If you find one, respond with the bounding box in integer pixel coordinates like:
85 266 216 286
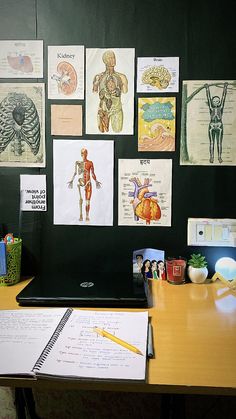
0 308 68 376
36 310 149 381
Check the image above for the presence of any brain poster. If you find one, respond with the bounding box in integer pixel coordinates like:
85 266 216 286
118 159 172 226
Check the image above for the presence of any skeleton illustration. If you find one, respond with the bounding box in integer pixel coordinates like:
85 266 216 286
0 92 40 156
68 148 101 221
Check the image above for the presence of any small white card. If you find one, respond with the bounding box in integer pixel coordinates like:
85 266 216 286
20 175 47 211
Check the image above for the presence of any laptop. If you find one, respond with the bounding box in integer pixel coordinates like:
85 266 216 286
16 272 150 308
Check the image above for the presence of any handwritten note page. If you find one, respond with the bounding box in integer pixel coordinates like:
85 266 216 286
37 310 148 381
0 308 68 376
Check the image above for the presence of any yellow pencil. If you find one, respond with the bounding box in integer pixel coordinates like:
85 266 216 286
93 327 143 356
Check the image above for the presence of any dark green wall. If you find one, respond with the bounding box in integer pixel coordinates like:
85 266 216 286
0 0 235 277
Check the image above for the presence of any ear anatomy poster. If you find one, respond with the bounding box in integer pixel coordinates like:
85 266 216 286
54 140 114 226
137 57 179 93
138 97 175 151
118 159 172 226
48 45 84 99
86 48 134 135
180 80 236 166
0 83 45 167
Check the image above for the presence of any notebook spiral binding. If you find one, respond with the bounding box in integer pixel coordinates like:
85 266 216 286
33 308 73 371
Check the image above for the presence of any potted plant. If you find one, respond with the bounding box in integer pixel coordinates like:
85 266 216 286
187 253 208 284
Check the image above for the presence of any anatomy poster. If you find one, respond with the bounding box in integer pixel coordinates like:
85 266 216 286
53 140 114 226
48 45 84 99
86 48 135 135
137 57 179 93
0 40 43 78
138 97 175 152
0 83 45 167
118 159 172 226
180 80 236 166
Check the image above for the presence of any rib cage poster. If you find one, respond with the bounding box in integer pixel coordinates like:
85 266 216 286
86 48 135 135
53 140 114 226
0 83 45 167
180 80 236 166
118 159 172 226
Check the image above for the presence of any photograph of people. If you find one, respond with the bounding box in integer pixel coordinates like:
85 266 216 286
141 259 152 279
157 260 166 279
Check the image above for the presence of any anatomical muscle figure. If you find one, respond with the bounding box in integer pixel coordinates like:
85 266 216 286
67 148 101 221
92 50 128 133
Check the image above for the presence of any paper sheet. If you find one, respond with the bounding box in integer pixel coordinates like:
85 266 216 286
0 309 68 376
138 97 176 151
0 40 43 78
20 174 47 211
180 80 236 166
51 105 83 136
48 45 84 99
137 57 179 93
0 83 45 167
118 159 172 226
53 139 114 226
37 310 148 381
86 48 134 135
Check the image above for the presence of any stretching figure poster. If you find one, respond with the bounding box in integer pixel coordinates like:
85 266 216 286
180 80 236 166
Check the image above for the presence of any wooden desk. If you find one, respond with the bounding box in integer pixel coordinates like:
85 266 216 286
1 278 236 395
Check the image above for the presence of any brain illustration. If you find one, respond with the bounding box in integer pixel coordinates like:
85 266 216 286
142 65 171 90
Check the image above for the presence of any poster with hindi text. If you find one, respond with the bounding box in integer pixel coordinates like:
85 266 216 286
118 159 172 226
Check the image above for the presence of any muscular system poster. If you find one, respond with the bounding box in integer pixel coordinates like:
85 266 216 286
53 140 114 226
118 159 172 226
86 48 135 135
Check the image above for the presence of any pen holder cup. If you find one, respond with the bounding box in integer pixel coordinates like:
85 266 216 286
0 238 22 286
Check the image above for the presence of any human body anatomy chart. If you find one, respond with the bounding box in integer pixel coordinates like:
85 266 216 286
53 140 114 226
180 80 236 166
118 159 172 226
86 48 134 135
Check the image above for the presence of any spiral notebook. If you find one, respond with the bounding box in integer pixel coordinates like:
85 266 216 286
0 308 148 381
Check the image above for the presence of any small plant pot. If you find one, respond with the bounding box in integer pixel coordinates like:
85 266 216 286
187 266 208 284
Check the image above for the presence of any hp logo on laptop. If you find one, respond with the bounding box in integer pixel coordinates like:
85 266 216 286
80 281 94 288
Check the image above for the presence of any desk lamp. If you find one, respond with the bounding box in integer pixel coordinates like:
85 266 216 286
211 257 236 289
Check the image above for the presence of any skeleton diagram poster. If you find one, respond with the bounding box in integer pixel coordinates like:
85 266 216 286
48 45 84 99
180 80 236 166
86 48 135 135
0 83 45 167
118 159 172 226
138 97 176 152
53 140 114 226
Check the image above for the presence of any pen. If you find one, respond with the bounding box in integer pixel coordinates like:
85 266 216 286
93 327 143 356
147 321 154 358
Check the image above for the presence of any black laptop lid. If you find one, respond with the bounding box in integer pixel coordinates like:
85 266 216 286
16 272 149 308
